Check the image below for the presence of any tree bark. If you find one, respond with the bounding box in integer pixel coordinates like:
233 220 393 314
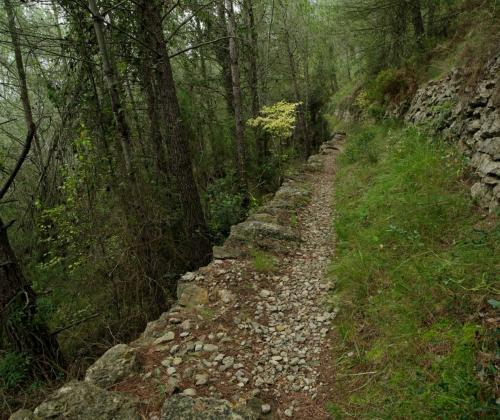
196 17 224 179
0 217 64 378
136 0 212 268
225 0 247 189
426 0 437 36
88 1 170 313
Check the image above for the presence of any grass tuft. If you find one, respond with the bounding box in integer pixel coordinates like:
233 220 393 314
251 249 277 273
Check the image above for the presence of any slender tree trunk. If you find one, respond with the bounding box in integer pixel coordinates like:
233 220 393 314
197 18 224 178
136 0 212 268
137 46 170 183
88 1 169 313
215 2 235 116
125 76 142 143
244 0 266 165
303 28 312 155
391 2 408 64
225 0 247 190
4 0 43 168
262 0 275 105
88 0 133 176
2 0 64 378
426 0 437 36
284 27 310 156
408 0 424 48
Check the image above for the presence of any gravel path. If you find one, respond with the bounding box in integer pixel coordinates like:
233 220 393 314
130 137 344 419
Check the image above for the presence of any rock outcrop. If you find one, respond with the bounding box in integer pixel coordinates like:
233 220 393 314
33 381 140 419
397 53 500 211
85 344 139 387
161 395 258 420
10 133 345 420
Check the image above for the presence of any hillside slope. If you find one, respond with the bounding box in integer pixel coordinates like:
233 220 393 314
327 123 498 418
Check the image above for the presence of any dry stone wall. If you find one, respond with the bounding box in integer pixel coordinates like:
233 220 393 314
400 53 500 211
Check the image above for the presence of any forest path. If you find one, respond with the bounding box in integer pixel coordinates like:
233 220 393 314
26 137 344 420
112 136 344 419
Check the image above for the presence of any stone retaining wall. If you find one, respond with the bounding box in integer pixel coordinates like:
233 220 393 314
396 53 500 211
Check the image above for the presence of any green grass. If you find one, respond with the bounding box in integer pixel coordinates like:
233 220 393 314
327 122 499 418
251 249 277 273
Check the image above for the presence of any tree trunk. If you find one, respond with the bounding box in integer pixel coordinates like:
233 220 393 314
303 27 312 155
284 27 310 156
244 0 266 165
88 1 170 314
196 17 224 179
225 0 247 190
137 47 170 183
215 2 236 116
408 0 425 48
88 0 133 176
2 0 64 378
136 0 212 268
426 0 437 36
0 218 64 378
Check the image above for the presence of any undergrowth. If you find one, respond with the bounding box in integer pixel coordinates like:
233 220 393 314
327 123 499 418
251 249 277 274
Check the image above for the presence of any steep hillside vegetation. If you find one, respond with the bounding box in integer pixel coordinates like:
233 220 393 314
325 1 499 416
328 124 498 417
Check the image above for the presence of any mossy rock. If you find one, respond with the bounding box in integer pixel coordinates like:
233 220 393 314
85 344 139 387
33 381 139 419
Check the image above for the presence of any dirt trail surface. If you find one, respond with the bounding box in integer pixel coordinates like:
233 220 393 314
19 135 344 420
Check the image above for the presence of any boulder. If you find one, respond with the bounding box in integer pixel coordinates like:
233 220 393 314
177 284 209 308
141 317 169 339
85 344 138 387
476 154 500 177
246 212 278 224
478 137 500 160
213 244 243 259
471 182 494 209
305 155 323 172
272 184 311 209
230 220 299 244
9 409 39 420
33 381 139 419
254 205 292 225
160 396 258 420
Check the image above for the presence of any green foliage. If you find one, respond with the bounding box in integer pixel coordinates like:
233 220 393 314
247 101 301 141
355 68 417 119
251 249 277 273
341 128 379 164
0 352 31 390
247 100 304 186
206 174 249 243
328 123 499 418
37 128 106 273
